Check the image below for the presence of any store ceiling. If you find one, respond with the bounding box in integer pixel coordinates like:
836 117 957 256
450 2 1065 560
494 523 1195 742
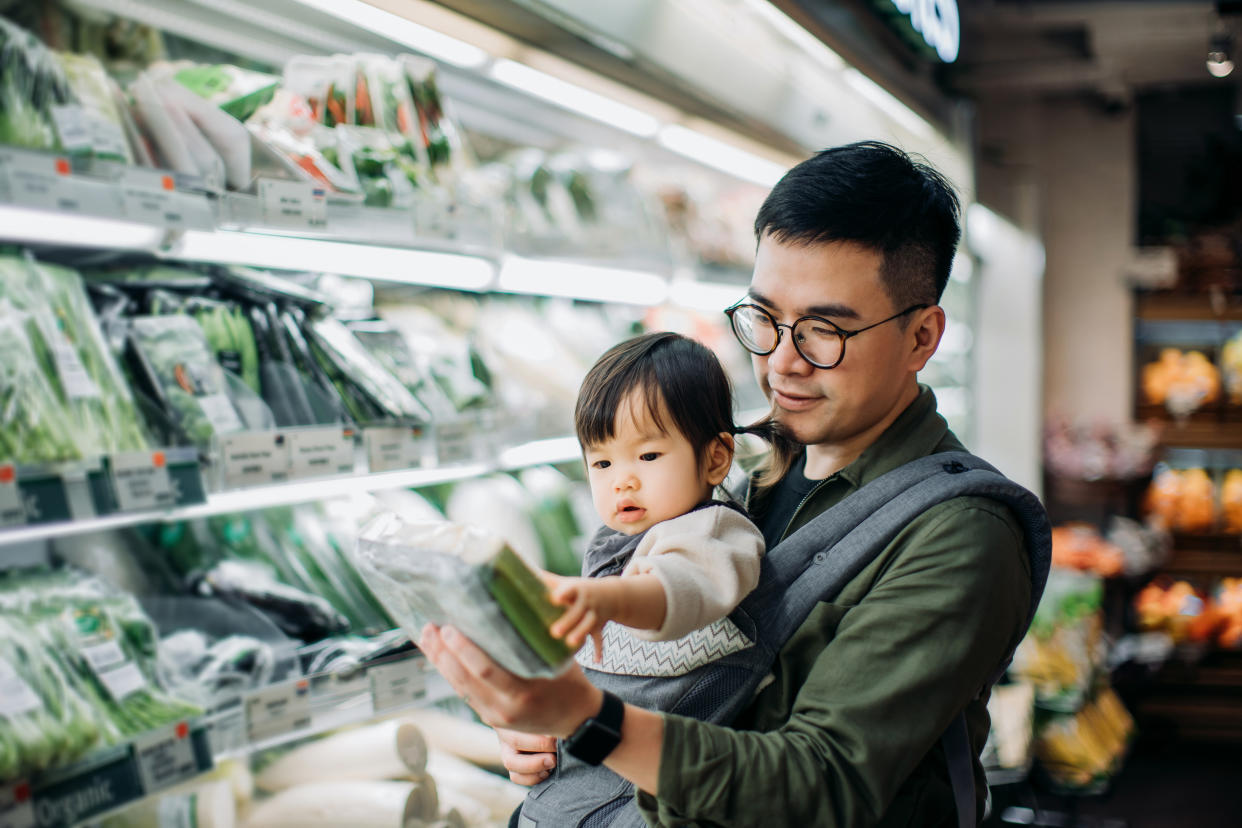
950 0 1233 106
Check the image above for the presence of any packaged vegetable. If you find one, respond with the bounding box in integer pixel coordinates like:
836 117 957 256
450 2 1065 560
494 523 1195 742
156 74 251 190
0 300 81 464
283 55 355 128
308 317 433 425
352 513 573 679
400 56 472 181
174 63 280 122
126 314 247 452
53 52 133 163
0 17 72 151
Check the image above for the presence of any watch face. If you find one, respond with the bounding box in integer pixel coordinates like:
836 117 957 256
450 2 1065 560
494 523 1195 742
566 691 624 766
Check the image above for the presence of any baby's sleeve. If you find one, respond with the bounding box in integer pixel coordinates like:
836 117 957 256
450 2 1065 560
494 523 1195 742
623 506 764 641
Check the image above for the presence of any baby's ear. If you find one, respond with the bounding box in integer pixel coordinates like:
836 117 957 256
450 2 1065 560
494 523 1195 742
705 432 735 485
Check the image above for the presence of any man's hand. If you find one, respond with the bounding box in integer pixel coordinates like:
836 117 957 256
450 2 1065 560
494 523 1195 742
418 623 603 739
544 573 613 662
496 728 557 786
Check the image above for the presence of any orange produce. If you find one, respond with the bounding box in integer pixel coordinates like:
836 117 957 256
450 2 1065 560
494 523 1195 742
1141 348 1221 414
1051 524 1124 577
1222 470 1242 533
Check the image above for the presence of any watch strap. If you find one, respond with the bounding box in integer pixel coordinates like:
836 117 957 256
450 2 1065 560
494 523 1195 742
564 690 624 766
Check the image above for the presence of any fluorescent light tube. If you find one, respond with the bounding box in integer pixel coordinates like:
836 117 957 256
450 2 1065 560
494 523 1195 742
657 125 786 188
291 0 490 68
498 436 582 469
0 205 165 250
497 255 669 305
167 230 496 290
490 59 661 137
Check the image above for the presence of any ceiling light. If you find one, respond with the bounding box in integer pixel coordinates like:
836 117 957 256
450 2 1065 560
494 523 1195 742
165 230 496 290
497 255 669 305
656 125 786 188
290 0 490 68
0 205 166 250
1208 32 1235 78
842 68 934 139
489 60 661 137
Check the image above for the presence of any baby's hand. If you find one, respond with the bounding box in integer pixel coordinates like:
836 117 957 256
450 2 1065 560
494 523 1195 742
542 573 607 663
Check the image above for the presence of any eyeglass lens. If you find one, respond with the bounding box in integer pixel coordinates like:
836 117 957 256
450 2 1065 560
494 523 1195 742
730 306 843 367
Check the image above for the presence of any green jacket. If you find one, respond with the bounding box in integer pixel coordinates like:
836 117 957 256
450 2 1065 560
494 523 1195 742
637 387 1031 827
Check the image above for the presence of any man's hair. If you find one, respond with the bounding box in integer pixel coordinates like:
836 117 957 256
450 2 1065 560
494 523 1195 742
753 140 962 308
575 332 733 461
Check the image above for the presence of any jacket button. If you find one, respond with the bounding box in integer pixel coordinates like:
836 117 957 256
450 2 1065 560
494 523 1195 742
943 461 968 474
814 552 827 564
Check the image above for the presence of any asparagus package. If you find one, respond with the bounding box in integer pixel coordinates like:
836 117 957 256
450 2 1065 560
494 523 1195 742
351 514 572 678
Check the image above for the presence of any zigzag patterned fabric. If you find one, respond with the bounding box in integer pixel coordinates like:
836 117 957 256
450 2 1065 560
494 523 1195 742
576 618 754 677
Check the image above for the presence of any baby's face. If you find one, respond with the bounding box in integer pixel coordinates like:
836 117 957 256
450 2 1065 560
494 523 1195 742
583 393 713 535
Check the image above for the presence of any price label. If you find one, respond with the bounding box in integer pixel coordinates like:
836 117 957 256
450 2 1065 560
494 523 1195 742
0 659 40 717
288 428 355 479
413 199 456 241
246 679 311 744
133 721 201 794
219 431 290 488
198 394 244 434
435 420 475 466
0 464 24 528
50 331 100 400
119 168 180 227
0 781 35 828
0 148 78 212
364 426 427 472
99 662 147 701
110 451 175 512
368 658 429 714
80 640 126 672
50 105 92 153
259 179 327 229
204 701 246 757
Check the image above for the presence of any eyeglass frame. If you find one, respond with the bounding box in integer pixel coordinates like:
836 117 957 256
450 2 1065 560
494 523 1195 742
723 301 930 369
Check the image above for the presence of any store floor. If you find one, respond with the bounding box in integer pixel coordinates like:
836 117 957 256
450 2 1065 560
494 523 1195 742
984 741 1242 828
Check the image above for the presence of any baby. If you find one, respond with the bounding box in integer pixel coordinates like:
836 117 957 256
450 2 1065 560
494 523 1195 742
546 330 763 666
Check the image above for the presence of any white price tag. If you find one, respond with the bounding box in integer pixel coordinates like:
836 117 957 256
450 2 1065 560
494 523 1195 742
0 781 35 828
110 451 175 512
288 428 355 479
219 431 291 488
99 662 147 701
435 420 475 465
0 659 41 717
204 702 246 756
50 105 92 153
198 394 244 434
246 679 311 744
259 179 327 229
120 169 184 227
364 426 426 472
0 149 78 212
133 721 201 794
80 639 126 672
0 464 24 527
368 658 428 714
51 334 100 400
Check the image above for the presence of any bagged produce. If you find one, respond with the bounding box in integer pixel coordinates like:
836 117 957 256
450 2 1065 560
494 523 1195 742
175 63 280 122
352 514 573 678
0 300 81 464
54 52 133 162
308 317 433 425
0 17 72 151
126 315 247 452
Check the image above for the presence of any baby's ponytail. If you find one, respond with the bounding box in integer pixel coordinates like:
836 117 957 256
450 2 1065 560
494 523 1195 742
734 414 802 491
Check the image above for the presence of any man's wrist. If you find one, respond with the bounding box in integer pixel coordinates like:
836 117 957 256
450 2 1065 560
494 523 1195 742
559 683 605 739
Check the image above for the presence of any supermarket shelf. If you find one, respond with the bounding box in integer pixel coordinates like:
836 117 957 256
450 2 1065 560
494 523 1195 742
1134 291 1242 322
1154 420 1242 449
1 649 452 828
0 436 582 550
1161 544 1242 578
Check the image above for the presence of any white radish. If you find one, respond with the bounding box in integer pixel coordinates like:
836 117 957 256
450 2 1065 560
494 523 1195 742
399 709 504 771
160 78 252 189
256 718 429 792
243 779 435 828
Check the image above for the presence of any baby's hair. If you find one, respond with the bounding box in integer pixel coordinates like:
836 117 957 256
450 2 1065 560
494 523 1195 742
575 332 733 460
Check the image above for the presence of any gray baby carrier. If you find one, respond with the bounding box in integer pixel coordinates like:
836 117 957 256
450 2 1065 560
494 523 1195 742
517 451 1052 828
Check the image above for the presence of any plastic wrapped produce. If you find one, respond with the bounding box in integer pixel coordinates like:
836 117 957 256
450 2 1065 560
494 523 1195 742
53 52 133 162
174 63 279 122
0 300 81 464
352 514 572 678
0 17 72 151
126 315 247 452
157 74 252 189
308 317 433 424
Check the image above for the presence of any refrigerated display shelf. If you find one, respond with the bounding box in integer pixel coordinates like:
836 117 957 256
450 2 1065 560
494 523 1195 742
0 435 581 551
0 649 450 828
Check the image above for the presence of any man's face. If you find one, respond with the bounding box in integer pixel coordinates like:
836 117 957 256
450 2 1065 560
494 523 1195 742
747 235 926 451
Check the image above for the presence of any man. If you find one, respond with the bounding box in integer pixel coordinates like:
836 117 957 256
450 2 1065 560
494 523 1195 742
420 141 1033 826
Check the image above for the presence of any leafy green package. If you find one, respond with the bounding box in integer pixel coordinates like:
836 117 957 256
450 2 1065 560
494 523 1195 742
352 513 572 679
399 56 473 179
308 317 432 425
127 315 246 452
0 301 81 465
348 322 457 420
0 17 72 151
174 63 279 122
54 52 133 162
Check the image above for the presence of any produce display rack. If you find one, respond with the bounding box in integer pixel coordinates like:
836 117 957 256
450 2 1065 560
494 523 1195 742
0 647 450 828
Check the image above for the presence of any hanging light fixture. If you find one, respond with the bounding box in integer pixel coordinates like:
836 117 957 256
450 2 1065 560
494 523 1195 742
1208 31 1235 78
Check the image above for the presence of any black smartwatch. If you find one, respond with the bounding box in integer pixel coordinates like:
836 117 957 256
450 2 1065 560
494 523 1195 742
563 690 624 765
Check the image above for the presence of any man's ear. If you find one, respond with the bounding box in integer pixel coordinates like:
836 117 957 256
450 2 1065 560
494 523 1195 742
705 432 735 486
907 306 946 373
